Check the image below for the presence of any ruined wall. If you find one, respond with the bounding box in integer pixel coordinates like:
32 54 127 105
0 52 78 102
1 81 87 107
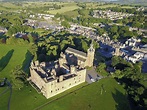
44 69 86 99
30 68 46 90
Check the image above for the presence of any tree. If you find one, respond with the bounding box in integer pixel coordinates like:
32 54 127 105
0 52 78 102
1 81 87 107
61 21 70 28
111 56 120 67
29 44 37 61
110 25 118 34
114 70 123 78
11 65 26 89
89 9 94 16
81 40 88 52
112 34 119 41
96 27 105 35
131 21 141 28
28 34 34 43
96 63 107 76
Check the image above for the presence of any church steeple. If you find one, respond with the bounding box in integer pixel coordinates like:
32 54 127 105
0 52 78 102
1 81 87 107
85 41 95 67
89 40 95 52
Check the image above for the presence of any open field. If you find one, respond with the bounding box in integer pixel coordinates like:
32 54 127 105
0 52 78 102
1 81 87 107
63 10 79 18
85 2 102 9
0 82 87 110
0 2 21 11
97 4 119 8
0 78 130 110
0 44 31 78
0 87 10 110
120 6 135 8
47 3 80 14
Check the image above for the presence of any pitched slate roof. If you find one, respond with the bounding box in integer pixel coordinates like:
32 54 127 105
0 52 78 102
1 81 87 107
66 47 87 57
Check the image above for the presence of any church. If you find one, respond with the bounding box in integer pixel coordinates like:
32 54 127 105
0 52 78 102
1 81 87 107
29 43 95 99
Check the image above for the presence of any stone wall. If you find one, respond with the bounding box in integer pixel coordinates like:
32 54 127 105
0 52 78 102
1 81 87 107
45 69 86 99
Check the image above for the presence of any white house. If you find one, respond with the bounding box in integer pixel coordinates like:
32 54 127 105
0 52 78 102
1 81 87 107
134 52 144 59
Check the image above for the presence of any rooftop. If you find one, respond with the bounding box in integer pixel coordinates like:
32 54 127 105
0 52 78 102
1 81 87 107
66 47 87 57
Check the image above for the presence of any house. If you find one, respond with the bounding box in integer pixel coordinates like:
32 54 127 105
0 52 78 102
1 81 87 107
125 38 141 47
128 56 138 63
134 52 144 59
128 52 144 63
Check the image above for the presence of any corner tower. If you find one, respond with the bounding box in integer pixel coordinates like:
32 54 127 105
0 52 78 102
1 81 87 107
85 42 95 67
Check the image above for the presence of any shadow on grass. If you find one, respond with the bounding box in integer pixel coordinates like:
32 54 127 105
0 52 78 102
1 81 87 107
22 50 33 74
0 49 14 72
112 89 130 110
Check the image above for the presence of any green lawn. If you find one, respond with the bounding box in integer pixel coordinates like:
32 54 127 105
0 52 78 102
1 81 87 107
0 87 10 110
85 2 101 9
47 3 80 14
0 44 31 78
63 9 90 18
120 6 135 9
1 83 87 110
63 10 79 18
0 2 21 11
41 78 130 110
98 4 119 8
8 78 130 110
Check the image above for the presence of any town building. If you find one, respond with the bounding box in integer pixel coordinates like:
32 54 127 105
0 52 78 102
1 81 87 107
93 10 134 21
29 44 95 99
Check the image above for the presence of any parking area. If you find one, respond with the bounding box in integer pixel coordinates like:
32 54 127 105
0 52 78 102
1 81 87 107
86 68 103 84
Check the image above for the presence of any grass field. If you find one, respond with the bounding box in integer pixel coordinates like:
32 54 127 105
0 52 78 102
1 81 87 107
85 2 102 9
0 87 10 110
120 6 135 8
47 3 80 14
98 4 119 8
0 78 130 110
0 44 31 78
41 78 130 110
63 10 79 18
63 9 90 18
0 2 21 11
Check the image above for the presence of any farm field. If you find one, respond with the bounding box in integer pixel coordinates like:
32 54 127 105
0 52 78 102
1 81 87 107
47 3 80 14
0 2 21 11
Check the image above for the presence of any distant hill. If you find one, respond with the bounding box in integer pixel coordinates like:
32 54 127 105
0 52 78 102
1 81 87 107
1 0 147 5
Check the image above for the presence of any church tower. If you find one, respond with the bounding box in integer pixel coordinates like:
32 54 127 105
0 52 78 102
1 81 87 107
85 42 95 67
